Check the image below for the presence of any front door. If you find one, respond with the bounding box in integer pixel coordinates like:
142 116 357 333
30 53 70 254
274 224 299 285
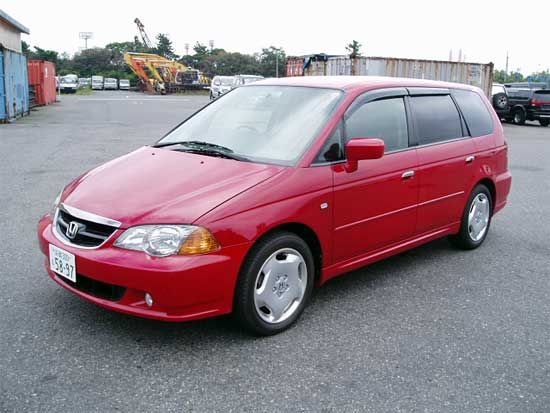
331 90 419 262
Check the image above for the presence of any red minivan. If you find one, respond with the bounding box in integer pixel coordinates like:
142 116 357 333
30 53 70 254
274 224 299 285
38 76 512 335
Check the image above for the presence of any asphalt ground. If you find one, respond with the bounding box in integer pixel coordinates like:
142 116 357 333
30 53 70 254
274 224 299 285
1 91 549 412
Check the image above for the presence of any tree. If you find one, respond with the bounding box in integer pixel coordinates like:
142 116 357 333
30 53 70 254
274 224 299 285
257 46 286 77
346 40 362 58
193 42 209 57
71 48 112 77
22 40 30 54
155 33 177 60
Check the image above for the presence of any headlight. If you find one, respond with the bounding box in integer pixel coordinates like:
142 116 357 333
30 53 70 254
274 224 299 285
52 190 62 215
114 225 220 257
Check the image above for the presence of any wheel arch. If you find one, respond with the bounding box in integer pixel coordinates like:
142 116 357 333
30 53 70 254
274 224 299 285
243 222 323 284
476 178 496 213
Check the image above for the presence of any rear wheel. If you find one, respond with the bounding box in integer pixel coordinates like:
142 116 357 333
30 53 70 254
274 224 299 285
539 119 550 127
513 108 526 125
449 184 492 250
234 232 314 335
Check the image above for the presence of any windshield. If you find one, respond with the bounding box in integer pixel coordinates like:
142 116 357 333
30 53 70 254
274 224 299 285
220 77 233 86
157 85 343 166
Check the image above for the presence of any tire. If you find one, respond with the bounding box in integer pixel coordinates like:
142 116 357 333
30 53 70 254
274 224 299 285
512 108 526 125
492 93 508 110
539 119 550 127
209 92 214 100
449 184 493 250
233 231 315 335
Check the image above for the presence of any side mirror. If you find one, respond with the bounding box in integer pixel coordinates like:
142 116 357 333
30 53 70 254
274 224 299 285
345 138 385 172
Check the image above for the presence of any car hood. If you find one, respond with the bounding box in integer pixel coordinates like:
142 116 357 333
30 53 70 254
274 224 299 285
62 146 284 227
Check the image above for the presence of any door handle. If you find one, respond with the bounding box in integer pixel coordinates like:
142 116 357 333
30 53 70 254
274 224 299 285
401 170 415 179
465 155 475 163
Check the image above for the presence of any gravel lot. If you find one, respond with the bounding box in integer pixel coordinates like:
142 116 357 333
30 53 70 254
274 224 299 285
1 91 549 412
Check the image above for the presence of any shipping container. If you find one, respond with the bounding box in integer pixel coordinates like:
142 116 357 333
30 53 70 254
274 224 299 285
0 47 29 122
28 60 56 106
364 57 493 97
290 54 494 97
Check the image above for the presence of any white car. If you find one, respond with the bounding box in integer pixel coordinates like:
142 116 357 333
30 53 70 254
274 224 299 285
60 74 78 93
103 78 118 90
91 75 104 90
119 79 130 90
210 76 234 100
232 75 264 88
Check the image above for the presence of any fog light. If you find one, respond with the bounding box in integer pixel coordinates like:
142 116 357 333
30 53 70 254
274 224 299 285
145 293 153 307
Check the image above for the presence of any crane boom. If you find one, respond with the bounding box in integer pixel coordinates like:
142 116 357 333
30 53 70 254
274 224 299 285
134 18 153 49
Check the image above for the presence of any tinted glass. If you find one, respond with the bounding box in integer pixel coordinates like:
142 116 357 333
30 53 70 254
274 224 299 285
410 95 463 144
533 90 550 102
345 98 409 152
453 89 493 137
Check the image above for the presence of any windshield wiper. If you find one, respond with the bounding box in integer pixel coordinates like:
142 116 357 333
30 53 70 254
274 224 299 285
175 147 250 162
154 140 234 153
154 140 249 161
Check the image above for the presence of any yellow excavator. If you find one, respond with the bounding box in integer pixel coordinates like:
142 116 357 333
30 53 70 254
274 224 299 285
125 19 209 94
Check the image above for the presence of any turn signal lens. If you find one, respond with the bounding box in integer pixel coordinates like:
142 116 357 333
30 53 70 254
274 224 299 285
179 227 220 255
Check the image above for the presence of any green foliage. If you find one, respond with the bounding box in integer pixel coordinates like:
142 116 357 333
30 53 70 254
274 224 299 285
493 69 525 84
257 46 286 77
25 46 59 64
154 34 178 60
346 40 362 58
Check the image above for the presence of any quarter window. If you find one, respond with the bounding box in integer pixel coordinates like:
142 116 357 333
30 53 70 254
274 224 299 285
410 95 464 145
345 98 409 152
452 89 494 137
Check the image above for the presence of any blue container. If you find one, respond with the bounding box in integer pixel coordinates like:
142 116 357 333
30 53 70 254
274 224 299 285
0 47 29 122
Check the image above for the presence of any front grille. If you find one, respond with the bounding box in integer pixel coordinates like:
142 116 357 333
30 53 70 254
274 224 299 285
541 104 550 111
56 208 117 248
58 272 126 301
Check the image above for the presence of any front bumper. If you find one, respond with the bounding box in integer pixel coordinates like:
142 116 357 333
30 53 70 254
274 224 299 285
38 214 251 321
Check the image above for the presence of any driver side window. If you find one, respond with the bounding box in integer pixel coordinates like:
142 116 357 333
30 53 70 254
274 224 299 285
345 98 409 152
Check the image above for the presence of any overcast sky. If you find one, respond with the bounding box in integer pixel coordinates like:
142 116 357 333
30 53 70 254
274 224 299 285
4 0 548 74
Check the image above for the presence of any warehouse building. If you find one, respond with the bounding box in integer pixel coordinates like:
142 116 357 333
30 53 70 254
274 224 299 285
0 9 29 52
0 9 30 122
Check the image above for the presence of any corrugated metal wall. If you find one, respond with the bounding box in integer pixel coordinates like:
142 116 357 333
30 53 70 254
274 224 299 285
0 51 5 120
289 55 494 96
0 47 29 121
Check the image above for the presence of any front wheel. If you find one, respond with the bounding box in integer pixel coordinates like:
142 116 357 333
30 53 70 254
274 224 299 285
539 119 549 127
449 184 492 250
234 232 314 335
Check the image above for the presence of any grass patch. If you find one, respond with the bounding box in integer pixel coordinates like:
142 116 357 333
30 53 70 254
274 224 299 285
173 89 210 96
75 88 93 96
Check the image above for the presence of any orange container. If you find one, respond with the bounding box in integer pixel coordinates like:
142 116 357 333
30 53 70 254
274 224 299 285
28 60 56 106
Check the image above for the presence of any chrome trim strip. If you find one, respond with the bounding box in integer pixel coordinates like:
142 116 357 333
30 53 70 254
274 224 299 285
59 203 122 228
52 205 121 250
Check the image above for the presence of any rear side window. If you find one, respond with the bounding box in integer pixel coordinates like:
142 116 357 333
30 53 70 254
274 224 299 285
453 89 493 137
410 95 463 145
345 98 409 152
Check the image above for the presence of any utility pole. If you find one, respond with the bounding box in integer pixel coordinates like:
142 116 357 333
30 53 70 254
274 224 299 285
275 52 279 78
79 32 93 49
209 40 214 52
505 51 509 74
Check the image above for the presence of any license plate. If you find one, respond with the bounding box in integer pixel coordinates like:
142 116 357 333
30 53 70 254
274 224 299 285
49 244 76 282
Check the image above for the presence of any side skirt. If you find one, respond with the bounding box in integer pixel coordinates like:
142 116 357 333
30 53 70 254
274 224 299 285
320 223 460 284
